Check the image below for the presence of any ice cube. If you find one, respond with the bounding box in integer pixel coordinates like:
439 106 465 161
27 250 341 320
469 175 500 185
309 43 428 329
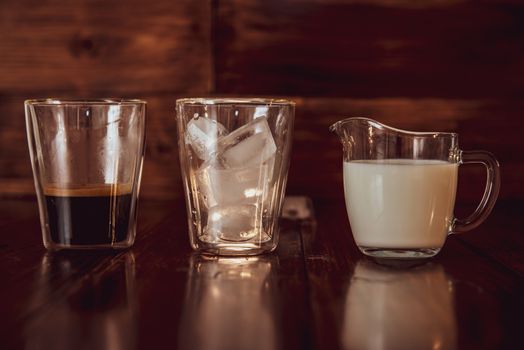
205 204 259 241
195 156 275 208
217 117 276 169
185 117 228 161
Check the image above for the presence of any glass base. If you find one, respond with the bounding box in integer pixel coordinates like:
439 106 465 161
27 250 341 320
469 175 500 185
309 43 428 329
44 240 134 251
199 231 271 243
359 246 441 259
194 237 276 256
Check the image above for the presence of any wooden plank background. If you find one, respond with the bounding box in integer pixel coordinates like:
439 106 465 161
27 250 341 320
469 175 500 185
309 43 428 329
1 0 523 201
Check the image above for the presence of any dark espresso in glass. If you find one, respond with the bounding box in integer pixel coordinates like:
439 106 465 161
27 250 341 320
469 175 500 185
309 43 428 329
44 184 134 246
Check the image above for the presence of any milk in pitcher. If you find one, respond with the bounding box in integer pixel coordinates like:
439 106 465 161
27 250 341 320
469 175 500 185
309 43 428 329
343 159 458 249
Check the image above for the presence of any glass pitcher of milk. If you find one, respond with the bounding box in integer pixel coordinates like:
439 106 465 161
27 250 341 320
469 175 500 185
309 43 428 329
330 117 500 259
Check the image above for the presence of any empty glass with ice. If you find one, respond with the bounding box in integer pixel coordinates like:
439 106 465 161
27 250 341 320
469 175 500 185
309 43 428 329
176 98 295 255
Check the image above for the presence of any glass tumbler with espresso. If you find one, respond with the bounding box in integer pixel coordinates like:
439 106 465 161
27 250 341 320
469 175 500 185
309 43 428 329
25 99 146 249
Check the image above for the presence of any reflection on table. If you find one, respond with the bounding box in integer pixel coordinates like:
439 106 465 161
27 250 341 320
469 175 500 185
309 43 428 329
178 255 279 350
24 252 137 350
342 260 457 350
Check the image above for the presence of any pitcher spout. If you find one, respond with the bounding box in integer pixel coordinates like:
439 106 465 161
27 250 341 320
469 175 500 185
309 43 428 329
329 116 459 163
329 117 385 143
330 117 385 134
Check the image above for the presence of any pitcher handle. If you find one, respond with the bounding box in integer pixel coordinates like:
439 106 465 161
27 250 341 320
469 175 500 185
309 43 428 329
452 150 500 234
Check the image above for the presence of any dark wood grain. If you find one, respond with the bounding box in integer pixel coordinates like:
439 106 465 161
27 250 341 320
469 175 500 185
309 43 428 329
0 198 311 350
288 97 524 202
0 94 185 200
0 0 212 95
1 197 522 349
1 1 523 347
1 0 524 201
456 200 524 277
2 96 522 202
215 0 524 98
0 0 212 199
303 198 524 350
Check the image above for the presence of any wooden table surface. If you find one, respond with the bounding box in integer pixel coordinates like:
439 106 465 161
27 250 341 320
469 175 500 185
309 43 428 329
0 196 523 350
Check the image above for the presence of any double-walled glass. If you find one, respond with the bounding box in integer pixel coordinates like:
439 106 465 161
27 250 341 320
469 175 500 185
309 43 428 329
176 98 295 255
25 99 146 250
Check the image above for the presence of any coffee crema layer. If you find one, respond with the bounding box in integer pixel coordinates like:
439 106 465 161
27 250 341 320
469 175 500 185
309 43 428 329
43 183 133 197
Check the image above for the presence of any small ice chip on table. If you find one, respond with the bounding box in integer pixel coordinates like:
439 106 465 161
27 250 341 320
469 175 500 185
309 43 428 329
185 117 228 161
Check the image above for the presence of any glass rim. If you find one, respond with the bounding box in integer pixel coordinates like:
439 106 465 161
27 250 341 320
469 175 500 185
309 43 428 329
176 97 295 106
24 98 147 106
331 117 458 138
